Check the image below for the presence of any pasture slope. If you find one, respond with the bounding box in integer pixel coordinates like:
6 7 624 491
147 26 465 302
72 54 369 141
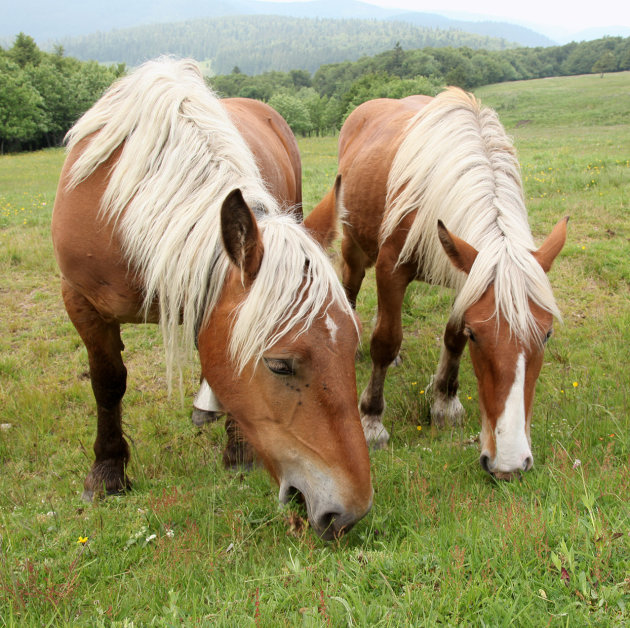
0 72 629 625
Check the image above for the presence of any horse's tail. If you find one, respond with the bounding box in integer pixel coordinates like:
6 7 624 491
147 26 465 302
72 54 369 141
304 174 343 249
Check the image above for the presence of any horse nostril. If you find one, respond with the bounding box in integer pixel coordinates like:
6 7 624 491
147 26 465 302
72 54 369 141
316 510 355 540
522 456 533 471
479 454 491 473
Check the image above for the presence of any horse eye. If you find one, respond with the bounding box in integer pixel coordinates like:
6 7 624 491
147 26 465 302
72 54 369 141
264 358 294 376
544 328 553 344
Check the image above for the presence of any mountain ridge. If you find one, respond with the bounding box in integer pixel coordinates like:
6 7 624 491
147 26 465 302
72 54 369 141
3 0 554 47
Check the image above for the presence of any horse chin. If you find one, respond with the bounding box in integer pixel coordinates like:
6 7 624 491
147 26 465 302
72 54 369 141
491 470 523 482
480 452 532 481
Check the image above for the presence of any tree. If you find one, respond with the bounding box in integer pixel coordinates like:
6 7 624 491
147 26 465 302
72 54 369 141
0 59 46 152
268 92 312 136
9 32 41 68
592 51 617 77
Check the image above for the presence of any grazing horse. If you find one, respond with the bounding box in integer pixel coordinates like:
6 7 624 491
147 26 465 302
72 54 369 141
51 59 372 539
310 88 567 479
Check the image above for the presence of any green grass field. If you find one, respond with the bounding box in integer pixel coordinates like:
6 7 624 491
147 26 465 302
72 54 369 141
1 72 628 625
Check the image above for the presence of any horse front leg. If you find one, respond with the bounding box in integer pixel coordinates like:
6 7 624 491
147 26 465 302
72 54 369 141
62 280 131 500
359 257 411 449
222 415 255 471
431 317 468 428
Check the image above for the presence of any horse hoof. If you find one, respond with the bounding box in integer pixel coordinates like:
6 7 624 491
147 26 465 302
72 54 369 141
83 459 130 500
192 408 223 426
431 394 465 428
81 484 129 502
361 416 390 449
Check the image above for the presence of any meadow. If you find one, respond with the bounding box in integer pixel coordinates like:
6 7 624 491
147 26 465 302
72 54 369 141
0 72 628 625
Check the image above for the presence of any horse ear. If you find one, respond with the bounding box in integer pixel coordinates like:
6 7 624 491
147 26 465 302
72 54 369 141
437 220 478 275
304 174 343 249
532 216 569 273
221 189 264 284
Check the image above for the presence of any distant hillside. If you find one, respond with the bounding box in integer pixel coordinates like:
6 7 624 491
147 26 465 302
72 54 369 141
3 0 554 49
56 15 520 74
392 13 553 48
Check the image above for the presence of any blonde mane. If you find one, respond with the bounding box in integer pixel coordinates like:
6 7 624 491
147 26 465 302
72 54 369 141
382 87 560 344
65 58 352 380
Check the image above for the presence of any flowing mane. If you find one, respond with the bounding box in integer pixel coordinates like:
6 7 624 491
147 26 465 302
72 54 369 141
382 87 560 344
64 58 351 379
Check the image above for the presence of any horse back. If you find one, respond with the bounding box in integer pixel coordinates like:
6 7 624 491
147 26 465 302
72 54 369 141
223 98 302 218
337 96 433 261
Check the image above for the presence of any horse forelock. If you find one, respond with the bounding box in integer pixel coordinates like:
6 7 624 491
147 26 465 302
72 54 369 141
228 215 357 374
383 87 561 345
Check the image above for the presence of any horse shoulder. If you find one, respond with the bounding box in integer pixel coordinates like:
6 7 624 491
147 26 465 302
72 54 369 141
52 140 147 323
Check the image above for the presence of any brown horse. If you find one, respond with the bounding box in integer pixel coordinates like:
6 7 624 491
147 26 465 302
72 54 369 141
310 88 567 479
51 59 372 539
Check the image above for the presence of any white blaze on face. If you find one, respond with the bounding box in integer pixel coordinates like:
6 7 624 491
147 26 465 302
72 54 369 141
325 314 339 345
493 353 533 472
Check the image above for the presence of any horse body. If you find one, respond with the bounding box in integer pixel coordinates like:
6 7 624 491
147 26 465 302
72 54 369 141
52 59 372 539
224 97 302 217
314 89 567 478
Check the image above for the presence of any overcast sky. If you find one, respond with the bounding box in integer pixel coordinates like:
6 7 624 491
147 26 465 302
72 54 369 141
264 0 630 32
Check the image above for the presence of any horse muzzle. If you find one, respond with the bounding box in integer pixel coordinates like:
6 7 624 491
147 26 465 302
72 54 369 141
279 478 372 540
480 450 534 480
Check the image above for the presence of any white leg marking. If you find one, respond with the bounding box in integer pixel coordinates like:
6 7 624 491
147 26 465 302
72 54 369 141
431 393 465 428
361 414 390 449
192 380 224 426
193 379 224 412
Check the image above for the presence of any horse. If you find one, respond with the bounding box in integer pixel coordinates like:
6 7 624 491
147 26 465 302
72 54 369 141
309 88 567 480
51 58 372 539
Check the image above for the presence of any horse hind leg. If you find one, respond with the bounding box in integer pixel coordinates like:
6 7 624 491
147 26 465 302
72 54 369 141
341 229 369 309
61 280 131 500
431 318 467 428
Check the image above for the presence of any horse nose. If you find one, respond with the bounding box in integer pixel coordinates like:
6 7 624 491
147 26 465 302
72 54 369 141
479 453 491 474
479 452 533 477
312 504 371 540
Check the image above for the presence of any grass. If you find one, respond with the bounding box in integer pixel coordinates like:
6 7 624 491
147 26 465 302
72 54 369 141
0 72 629 625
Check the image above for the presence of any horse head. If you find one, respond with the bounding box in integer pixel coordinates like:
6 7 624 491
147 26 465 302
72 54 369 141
197 189 373 538
438 217 568 479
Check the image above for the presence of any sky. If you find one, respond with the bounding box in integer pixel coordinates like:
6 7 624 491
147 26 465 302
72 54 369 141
262 0 630 32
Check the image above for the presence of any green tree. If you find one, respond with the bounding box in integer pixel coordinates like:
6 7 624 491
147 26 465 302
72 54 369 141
268 92 312 136
0 59 46 152
592 51 617 77
9 32 41 68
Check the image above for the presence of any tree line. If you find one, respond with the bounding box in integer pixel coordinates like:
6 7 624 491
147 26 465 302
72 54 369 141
0 34 125 153
59 15 517 75
2 33 629 151
211 36 630 136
